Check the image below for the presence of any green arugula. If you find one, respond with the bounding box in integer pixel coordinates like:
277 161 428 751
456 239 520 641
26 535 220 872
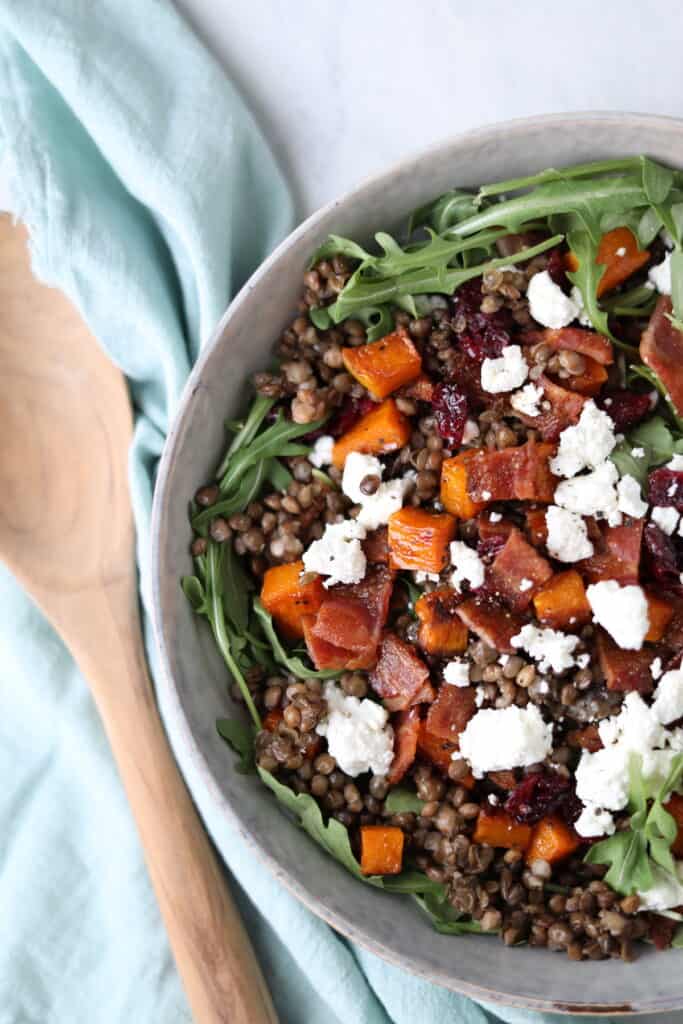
216 718 256 774
414 890 487 935
252 598 341 680
585 754 683 896
384 787 426 814
408 188 478 235
630 366 683 432
610 414 683 487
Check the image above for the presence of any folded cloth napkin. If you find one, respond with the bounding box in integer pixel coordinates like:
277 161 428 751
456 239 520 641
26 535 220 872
0 3 612 1023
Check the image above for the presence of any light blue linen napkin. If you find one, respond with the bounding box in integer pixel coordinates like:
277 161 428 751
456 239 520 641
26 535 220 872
0 3 613 1023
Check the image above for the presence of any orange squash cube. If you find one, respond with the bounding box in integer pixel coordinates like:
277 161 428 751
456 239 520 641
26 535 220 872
440 449 489 520
332 398 411 469
415 588 468 655
360 825 405 876
342 330 422 400
526 816 580 864
388 507 456 574
260 561 324 639
473 811 532 851
532 570 592 632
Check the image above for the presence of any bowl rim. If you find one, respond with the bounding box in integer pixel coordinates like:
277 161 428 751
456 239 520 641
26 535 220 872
151 110 683 1014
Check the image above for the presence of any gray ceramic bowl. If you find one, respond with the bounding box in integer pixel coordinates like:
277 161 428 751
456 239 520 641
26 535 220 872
152 113 683 1013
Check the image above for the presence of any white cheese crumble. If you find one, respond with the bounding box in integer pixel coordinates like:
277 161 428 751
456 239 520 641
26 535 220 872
444 659 470 687
450 540 485 593
616 474 648 519
651 656 664 681
316 682 394 777
667 454 683 471
586 580 649 651
545 506 594 562
550 400 617 478
481 490 492 501
481 345 528 394
459 704 553 778
489 511 502 523
553 460 622 527
648 251 672 295
574 804 616 839
309 434 334 468
569 285 592 327
302 519 367 587
527 270 581 328
462 418 480 444
511 623 579 674
519 578 533 593
652 505 680 536
637 863 683 911
576 652 591 669
341 451 407 530
474 685 486 708
651 669 683 725
510 382 544 418
632 447 645 459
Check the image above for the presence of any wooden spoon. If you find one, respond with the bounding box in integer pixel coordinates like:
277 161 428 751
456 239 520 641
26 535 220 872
0 216 278 1024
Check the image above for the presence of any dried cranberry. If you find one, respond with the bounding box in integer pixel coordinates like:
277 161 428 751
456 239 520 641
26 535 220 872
432 383 468 446
545 248 569 289
505 770 581 825
451 279 512 362
648 468 683 512
596 389 651 433
326 395 376 438
642 521 683 592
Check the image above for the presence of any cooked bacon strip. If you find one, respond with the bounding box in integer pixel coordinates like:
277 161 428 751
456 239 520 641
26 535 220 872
578 518 644 584
370 633 435 711
425 685 477 743
641 296 683 417
536 326 614 366
398 373 435 403
513 374 587 442
362 526 390 565
487 527 553 612
596 629 656 694
387 707 421 785
566 725 603 753
305 566 393 670
477 512 516 542
467 440 557 503
488 769 519 790
456 595 527 653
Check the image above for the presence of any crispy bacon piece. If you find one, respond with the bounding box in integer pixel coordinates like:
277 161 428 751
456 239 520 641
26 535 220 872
362 526 389 565
566 725 603 753
477 512 516 542
387 707 421 785
456 595 527 653
467 440 557 504
538 326 614 366
487 527 553 611
596 629 656 694
399 373 435 403
514 374 587 442
663 595 683 651
577 518 644 584
525 507 548 548
641 296 683 417
488 770 518 790
425 684 476 743
305 566 393 670
370 633 435 711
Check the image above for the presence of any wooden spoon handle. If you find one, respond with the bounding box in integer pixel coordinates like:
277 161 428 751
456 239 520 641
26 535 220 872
73 586 278 1024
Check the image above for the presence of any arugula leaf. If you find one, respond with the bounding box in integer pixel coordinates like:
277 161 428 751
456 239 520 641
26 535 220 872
414 890 487 935
475 157 644 203
221 542 252 634
630 366 683 432
308 234 371 269
610 441 649 488
353 304 395 342
258 767 443 896
219 410 326 493
628 414 683 462
384 787 426 814
309 306 332 330
399 574 422 616
252 598 341 680
564 226 611 342
217 395 275 475
181 574 207 613
192 462 267 533
216 718 256 773
265 458 293 492
408 188 478 235
641 156 675 205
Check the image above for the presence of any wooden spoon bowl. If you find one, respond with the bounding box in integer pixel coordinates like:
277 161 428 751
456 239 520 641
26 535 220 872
0 216 277 1024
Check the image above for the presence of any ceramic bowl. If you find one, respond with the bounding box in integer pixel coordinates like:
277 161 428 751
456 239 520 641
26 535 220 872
151 113 683 1013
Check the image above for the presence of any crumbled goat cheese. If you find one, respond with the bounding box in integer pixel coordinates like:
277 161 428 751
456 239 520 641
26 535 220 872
511 623 579 674
527 270 581 328
519 578 533 593
553 460 622 527
651 669 683 725
632 447 645 459
309 434 335 468
510 382 544 418
459 704 553 778
576 652 591 669
481 345 528 394
302 519 367 587
550 400 617 478
651 505 680 536
414 570 441 584
637 863 683 911
341 451 407 530
481 490 492 501
462 418 480 443
489 511 502 523
648 251 672 295
586 580 650 651
444 659 470 687
616 474 648 518
545 506 594 562
667 454 683 471
450 540 485 593
474 686 486 708
651 656 664 681
316 682 394 777
569 285 592 327
575 692 683 843
574 804 616 839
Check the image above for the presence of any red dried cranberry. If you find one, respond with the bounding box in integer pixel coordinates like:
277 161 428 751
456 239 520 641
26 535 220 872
432 383 468 446
642 521 683 592
451 279 512 362
596 390 651 433
505 770 581 825
326 395 376 438
649 468 683 512
545 248 569 289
